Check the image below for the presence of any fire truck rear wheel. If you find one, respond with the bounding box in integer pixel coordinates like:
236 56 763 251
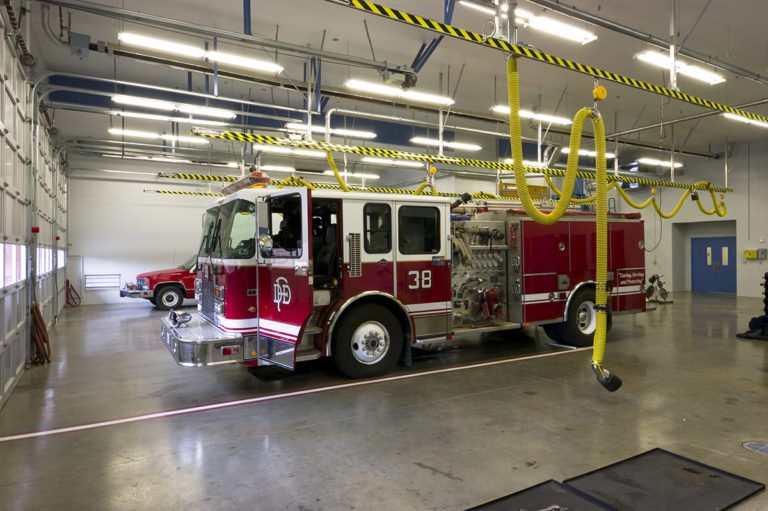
560 288 611 347
156 286 184 311
333 304 403 378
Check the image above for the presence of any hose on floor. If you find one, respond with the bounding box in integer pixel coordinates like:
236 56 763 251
506 55 620 391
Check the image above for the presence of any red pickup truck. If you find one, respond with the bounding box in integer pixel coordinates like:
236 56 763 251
121 255 197 310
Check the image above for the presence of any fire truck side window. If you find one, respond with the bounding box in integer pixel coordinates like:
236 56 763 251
267 194 303 258
398 206 440 254
363 203 391 253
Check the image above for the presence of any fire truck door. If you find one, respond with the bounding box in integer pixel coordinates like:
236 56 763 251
248 188 312 369
341 200 395 297
395 202 451 338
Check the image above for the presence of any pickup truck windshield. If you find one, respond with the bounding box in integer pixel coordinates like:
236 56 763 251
198 199 256 259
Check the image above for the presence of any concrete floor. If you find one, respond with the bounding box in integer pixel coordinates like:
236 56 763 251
0 292 766 510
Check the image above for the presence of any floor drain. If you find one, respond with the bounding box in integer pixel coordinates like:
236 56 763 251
742 441 768 455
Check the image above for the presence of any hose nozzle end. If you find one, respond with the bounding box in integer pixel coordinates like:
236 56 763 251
591 362 623 392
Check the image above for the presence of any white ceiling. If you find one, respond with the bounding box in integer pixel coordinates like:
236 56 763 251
26 0 768 174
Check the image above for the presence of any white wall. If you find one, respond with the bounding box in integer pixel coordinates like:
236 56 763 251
619 140 768 297
68 158 217 304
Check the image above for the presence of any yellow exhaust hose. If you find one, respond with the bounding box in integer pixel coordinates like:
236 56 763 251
326 150 351 192
276 176 315 190
506 56 620 391
543 174 727 218
415 182 438 196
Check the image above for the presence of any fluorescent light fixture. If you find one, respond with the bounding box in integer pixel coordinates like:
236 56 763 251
101 154 192 164
501 158 547 167
112 94 236 119
561 147 616 159
637 157 683 168
118 32 206 58
176 104 236 119
108 128 209 145
113 95 175 111
344 79 454 107
361 156 424 168
491 105 573 126
324 170 380 180
722 112 768 129
108 128 158 139
259 165 296 173
110 111 228 126
159 134 209 145
119 32 282 74
284 122 377 139
458 3 597 44
515 9 597 45
410 136 482 152
205 51 283 73
252 143 326 159
226 162 239 168
635 50 725 85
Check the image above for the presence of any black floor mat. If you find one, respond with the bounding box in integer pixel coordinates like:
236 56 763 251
564 448 764 510
468 479 617 510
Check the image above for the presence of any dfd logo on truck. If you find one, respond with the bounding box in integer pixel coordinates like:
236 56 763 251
273 277 292 312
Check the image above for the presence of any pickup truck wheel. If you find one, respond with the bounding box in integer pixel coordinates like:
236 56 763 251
332 304 402 378
156 286 183 311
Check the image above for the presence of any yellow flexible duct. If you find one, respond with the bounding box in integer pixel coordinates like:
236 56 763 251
326 150 351 192
415 182 438 196
507 56 620 391
276 177 315 190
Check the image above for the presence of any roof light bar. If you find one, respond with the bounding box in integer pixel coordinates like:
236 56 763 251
561 147 616 159
637 157 683 168
491 105 573 126
410 136 482 151
284 122 377 140
635 50 725 85
361 156 425 168
118 32 283 74
344 79 454 107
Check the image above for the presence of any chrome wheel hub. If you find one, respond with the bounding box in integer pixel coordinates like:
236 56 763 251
350 321 389 365
576 301 597 335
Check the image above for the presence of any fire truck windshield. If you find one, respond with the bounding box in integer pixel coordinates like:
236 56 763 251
197 199 256 259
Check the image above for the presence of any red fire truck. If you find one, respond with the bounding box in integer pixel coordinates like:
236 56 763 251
161 185 646 378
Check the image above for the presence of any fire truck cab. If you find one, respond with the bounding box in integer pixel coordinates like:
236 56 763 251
161 185 646 378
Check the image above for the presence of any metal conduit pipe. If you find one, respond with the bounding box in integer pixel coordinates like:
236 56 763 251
528 0 768 88
607 96 768 139
37 0 414 79
35 72 315 115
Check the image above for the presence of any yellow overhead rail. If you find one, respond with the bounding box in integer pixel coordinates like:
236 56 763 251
189 129 732 193
332 0 768 125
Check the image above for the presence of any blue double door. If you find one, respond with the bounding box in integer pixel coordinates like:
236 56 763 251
691 236 736 293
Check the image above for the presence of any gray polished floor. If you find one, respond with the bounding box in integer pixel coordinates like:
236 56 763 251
0 293 766 510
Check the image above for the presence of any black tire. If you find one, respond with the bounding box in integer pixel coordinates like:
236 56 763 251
332 304 403 378
559 287 611 347
155 286 184 311
148 298 156 305
542 324 564 343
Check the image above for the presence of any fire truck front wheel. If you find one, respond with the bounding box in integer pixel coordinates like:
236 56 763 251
333 304 403 378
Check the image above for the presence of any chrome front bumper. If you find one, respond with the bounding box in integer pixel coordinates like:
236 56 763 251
120 287 153 299
160 312 243 367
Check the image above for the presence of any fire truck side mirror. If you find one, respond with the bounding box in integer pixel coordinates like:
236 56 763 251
258 234 274 258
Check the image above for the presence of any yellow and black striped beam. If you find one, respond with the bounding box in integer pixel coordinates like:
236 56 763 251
331 0 768 125
144 189 224 197
158 173 238 182
189 131 732 193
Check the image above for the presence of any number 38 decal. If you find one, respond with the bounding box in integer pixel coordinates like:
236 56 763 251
407 270 432 290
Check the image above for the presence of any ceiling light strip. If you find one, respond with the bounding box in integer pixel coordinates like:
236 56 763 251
191 128 730 192
330 0 768 125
